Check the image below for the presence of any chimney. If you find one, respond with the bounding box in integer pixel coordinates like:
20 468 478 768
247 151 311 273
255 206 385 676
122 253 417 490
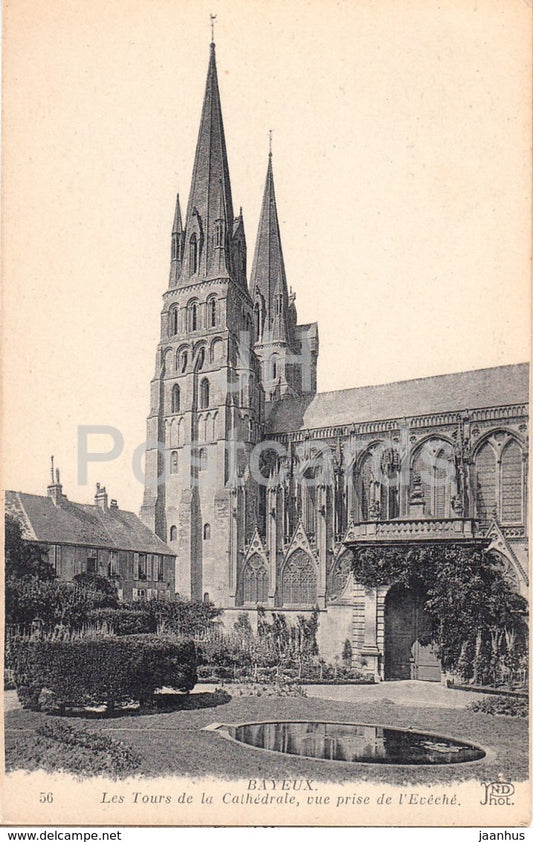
94 483 108 510
47 456 65 506
110 499 119 510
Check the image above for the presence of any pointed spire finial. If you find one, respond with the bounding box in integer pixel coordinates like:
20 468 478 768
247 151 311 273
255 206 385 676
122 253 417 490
268 129 273 158
210 13 217 44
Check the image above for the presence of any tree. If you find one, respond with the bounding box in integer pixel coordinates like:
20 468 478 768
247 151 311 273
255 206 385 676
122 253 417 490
5 515 56 581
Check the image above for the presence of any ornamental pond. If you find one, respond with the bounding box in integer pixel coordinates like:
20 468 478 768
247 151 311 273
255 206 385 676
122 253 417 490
214 721 486 766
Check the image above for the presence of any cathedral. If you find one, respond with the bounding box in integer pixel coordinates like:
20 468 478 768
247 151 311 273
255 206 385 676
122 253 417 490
139 41 529 677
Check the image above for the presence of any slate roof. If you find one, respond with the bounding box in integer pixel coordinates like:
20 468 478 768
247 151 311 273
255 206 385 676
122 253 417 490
267 363 529 434
5 491 174 555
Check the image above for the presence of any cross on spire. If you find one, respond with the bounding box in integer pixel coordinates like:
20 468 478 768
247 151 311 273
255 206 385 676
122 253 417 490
210 13 217 43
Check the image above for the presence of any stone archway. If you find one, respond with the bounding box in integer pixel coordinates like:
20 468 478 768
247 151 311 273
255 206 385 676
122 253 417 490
384 584 441 681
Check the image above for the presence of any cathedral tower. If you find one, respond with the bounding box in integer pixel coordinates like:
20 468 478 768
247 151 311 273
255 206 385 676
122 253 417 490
140 41 263 603
250 150 319 405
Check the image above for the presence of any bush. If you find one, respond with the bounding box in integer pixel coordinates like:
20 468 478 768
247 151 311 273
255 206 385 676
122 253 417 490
11 634 198 711
467 695 528 718
86 608 156 635
6 720 140 778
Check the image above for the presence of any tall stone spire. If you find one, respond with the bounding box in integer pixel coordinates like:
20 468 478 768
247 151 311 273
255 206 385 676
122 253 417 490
179 42 235 284
250 151 291 344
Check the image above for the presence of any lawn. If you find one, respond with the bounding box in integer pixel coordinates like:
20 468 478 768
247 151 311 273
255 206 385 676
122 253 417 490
5 688 528 784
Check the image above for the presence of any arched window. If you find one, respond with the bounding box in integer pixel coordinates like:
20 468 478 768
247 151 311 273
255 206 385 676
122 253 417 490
189 302 198 332
410 439 455 518
170 451 178 474
199 448 208 471
475 441 497 522
359 451 382 521
203 523 211 540
180 350 188 373
171 384 180 413
189 234 198 274
501 440 523 523
169 525 177 542
200 378 210 409
203 592 210 603
242 554 268 604
208 298 217 327
169 306 178 336
271 355 279 381
281 550 317 605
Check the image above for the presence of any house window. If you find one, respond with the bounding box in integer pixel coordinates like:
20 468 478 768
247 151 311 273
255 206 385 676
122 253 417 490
199 448 208 471
86 556 97 575
189 234 198 273
138 554 147 581
203 523 211 540
171 384 180 413
200 378 209 409
107 552 118 577
158 557 165 581
169 525 177 542
170 451 178 474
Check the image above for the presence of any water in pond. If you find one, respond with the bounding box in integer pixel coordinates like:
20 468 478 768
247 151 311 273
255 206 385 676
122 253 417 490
222 721 485 765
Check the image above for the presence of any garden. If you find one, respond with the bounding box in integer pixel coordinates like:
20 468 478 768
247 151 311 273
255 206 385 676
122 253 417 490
4 514 529 782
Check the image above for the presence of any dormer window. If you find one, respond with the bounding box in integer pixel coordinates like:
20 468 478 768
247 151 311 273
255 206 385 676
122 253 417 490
214 219 225 248
189 234 198 274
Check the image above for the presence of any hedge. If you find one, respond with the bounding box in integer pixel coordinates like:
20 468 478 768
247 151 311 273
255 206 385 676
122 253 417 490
11 634 197 711
86 608 156 635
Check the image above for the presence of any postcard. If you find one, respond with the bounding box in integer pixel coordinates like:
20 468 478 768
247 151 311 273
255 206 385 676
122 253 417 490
2 0 531 828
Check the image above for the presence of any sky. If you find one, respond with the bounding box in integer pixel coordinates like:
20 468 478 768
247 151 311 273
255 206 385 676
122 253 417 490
3 0 531 513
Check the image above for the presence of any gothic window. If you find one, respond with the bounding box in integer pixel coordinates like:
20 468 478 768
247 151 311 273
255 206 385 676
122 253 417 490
170 450 178 474
359 452 379 521
327 550 353 601
180 351 188 373
501 440 523 523
242 554 268 604
169 306 178 336
189 234 198 274
171 383 180 413
281 550 317 605
169 525 177 542
270 355 279 381
475 441 497 522
203 523 211 540
410 440 455 518
200 377 210 409
208 297 217 327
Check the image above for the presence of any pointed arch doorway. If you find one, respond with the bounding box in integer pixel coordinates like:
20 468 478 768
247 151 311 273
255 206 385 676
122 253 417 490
384 584 441 681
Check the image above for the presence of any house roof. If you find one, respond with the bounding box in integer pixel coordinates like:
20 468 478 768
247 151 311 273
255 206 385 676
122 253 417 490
5 491 175 556
267 363 529 434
